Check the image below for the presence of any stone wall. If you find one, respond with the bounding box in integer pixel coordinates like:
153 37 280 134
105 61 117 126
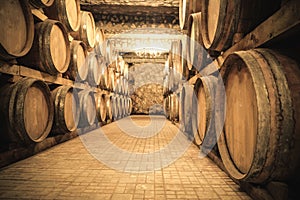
129 63 164 114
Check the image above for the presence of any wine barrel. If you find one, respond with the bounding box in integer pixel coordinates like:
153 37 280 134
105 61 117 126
0 0 34 60
106 39 118 65
163 76 169 96
18 20 70 75
99 57 109 90
119 96 125 118
111 95 118 120
66 40 88 81
181 84 194 136
123 78 128 96
201 0 281 52
187 12 211 71
107 67 115 91
51 86 79 134
123 63 129 80
78 90 96 127
0 78 53 144
179 0 191 30
29 0 54 8
128 98 133 115
71 11 96 51
163 96 171 119
44 0 80 32
191 75 218 147
95 92 107 123
219 49 300 183
94 27 107 56
87 53 101 86
106 95 113 122
170 93 179 122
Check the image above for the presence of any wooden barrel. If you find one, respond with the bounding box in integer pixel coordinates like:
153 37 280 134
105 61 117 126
179 0 191 30
111 95 119 121
0 78 53 144
182 84 194 136
191 75 218 147
106 95 113 122
191 0 201 13
78 90 96 127
123 78 128 96
18 20 70 75
94 27 107 56
72 11 96 51
123 63 129 80
163 76 169 96
65 40 88 81
87 53 101 86
106 39 118 65
170 93 179 122
219 49 300 183
201 0 281 52
128 98 133 115
51 85 79 134
99 57 108 90
44 0 80 32
107 67 115 91
29 0 54 8
187 12 211 71
163 96 171 119
119 96 125 118
95 92 107 123
0 0 34 60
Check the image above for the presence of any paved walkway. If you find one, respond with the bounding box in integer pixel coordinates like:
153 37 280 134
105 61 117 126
0 116 251 199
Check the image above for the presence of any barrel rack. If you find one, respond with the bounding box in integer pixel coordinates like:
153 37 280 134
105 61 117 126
183 1 300 200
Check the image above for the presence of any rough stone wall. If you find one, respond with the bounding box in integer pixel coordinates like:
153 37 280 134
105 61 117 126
129 63 164 114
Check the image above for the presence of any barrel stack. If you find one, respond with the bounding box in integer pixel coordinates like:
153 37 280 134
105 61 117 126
0 0 132 150
175 0 300 197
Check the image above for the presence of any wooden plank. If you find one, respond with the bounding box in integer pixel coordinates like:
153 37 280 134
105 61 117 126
19 65 74 86
31 9 48 22
0 61 19 76
221 0 300 64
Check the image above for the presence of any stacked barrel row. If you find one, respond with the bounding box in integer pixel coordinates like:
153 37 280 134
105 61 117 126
0 0 132 148
178 0 300 187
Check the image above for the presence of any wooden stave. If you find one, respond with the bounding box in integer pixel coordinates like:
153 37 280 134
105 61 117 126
0 78 54 145
44 0 81 32
170 93 179 122
66 40 88 81
219 49 300 183
163 97 170 119
0 0 34 60
18 19 71 75
51 85 79 134
98 57 109 90
179 0 191 30
201 0 281 52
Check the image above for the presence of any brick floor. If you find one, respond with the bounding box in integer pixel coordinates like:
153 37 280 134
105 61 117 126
0 115 252 199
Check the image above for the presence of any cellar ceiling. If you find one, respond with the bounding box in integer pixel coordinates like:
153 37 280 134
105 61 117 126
80 0 182 63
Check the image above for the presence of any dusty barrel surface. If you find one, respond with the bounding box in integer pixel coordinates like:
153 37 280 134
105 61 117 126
219 49 300 183
163 96 171 119
18 20 70 75
0 78 53 145
78 90 96 127
95 92 107 123
0 0 34 60
29 0 54 8
181 84 194 136
191 75 218 147
44 0 81 32
66 40 88 81
51 85 79 134
201 0 281 52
